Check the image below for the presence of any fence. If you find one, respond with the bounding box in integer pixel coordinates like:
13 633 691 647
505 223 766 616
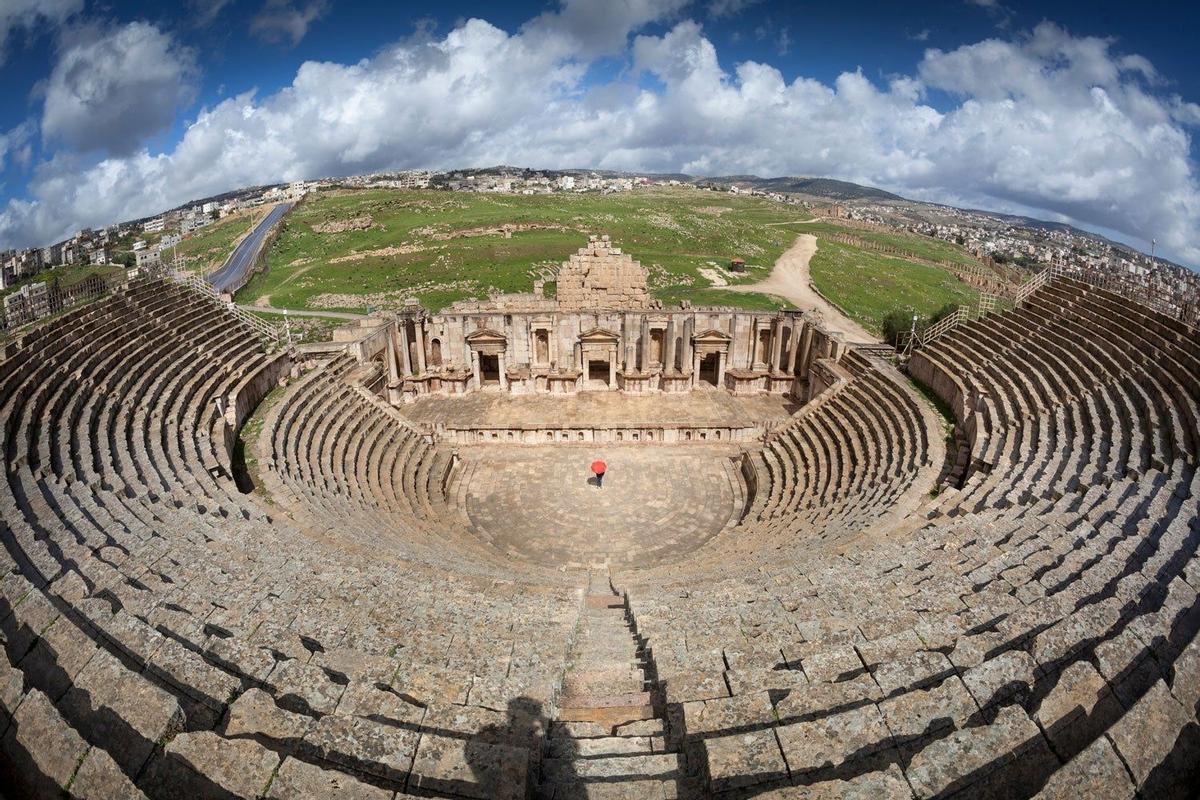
898 265 1062 354
168 269 282 342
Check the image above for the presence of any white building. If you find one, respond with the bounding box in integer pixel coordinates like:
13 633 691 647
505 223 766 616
144 217 166 234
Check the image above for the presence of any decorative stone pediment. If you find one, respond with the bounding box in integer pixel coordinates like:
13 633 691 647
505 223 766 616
693 328 731 355
465 328 507 353
578 327 620 343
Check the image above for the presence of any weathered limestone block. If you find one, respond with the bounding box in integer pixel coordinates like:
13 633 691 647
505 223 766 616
706 728 788 792
303 713 419 784
902 705 1055 798
775 702 892 776
0 690 89 796
753 763 910 798
224 687 314 743
409 733 528 800
59 649 185 775
682 690 775 735
141 731 280 798
1033 737 1134 800
877 675 979 743
69 747 148 800
960 649 1038 709
1031 660 1121 755
1105 679 1193 788
266 755 396 800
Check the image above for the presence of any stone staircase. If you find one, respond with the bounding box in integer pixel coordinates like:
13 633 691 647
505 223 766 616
536 573 692 799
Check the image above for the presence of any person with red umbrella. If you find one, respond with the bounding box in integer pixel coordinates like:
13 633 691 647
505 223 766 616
591 459 607 489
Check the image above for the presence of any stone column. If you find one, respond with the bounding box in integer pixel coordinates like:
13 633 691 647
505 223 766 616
681 317 694 377
498 352 508 391
386 330 400 383
399 322 413 375
770 317 783 372
608 347 616 388
414 320 427 374
717 350 727 388
798 324 815 380
664 318 677 373
786 320 800 375
693 351 702 385
471 350 481 389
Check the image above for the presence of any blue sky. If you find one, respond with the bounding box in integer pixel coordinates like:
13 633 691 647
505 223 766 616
1 0 1198 264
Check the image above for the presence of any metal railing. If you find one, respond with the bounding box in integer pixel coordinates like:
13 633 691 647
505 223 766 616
901 265 1065 354
168 269 282 343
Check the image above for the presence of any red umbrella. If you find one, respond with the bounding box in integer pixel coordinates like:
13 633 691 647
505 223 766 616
590 460 607 475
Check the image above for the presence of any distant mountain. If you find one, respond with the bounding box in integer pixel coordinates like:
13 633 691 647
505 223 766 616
705 175 905 202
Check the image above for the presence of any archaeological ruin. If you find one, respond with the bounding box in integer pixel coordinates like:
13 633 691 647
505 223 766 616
0 234 1197 798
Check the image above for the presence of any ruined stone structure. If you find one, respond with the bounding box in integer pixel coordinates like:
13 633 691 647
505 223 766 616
0 249 1197 799
338 236 841 409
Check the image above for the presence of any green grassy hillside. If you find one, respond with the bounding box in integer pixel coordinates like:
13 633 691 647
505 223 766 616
240 187 812 312
807 238 979 335
237 186 984 330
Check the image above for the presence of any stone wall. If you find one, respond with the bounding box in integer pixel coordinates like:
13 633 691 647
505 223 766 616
555 235 652 311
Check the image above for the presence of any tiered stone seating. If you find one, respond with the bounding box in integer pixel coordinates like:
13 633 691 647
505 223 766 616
1 274 1196 798
0 279 578 798
609 277 1199 797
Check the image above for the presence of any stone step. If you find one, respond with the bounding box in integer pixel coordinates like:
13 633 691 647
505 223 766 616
556 704 657 727
550 718 666 740
547 735 660 759
563 669 646 697
585 594 624 609
557 691 652 710
541 753 680 784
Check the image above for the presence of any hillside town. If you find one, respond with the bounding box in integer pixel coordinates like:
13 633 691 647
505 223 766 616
3 168 1197 330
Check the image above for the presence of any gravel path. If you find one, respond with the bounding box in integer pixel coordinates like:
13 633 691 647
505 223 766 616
722 233 879 344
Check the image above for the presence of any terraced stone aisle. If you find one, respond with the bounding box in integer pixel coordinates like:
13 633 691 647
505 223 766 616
536 573 694 799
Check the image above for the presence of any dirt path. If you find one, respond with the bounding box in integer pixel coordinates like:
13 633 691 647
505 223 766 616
721 233 879 344
239 304 364 320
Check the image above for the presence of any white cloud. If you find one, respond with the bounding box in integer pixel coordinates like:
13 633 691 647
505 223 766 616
190 0 236 27
520 0 690 58
0 0 81 63
2 13 1198 266
706 0 762 18
41 22 198 156
250 0 330 47
0 121 36 172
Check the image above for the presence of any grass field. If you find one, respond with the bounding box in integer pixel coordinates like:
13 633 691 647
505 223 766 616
165 208 267 275
240 187 816 313
236 185 984 331
796 220 983 268
807 238 979 335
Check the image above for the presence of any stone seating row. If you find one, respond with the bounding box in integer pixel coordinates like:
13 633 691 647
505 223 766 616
0 281 578 797
609 279 1199 796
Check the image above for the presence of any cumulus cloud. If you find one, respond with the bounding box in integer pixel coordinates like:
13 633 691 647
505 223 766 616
521 0 690 58
2 13 1198 266
0 121 36 173
0 0 81 63
41 22 198 156
250 0 330 47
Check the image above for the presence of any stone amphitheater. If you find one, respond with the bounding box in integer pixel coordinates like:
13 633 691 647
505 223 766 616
0 235 1197 799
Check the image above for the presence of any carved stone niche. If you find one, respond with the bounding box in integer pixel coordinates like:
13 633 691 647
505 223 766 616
465 328 508 390
578 327 620 389
691 328 731 388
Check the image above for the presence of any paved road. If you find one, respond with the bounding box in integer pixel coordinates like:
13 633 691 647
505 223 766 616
206 202 292 293
237 304 365 320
